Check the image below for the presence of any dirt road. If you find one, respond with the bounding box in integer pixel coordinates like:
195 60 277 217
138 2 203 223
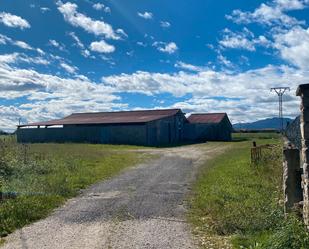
2 144 226 249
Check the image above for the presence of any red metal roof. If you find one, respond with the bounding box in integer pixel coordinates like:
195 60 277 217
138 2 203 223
187 113 227 124
19 109 182 127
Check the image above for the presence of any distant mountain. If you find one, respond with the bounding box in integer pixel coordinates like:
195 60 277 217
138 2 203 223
0 130 8 135
233 117 294 131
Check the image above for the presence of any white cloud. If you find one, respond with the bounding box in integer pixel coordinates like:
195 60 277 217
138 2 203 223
48 39 66 51
219 28 270 51
93 3 111 13
0 12 30 29
57 1 120 39
226 1 307 27
138 12 153 20
101 64 304 122
174 61 206 72
68 32 84 48
160 21 171 28
68 32 92 57
0 34 36 51
116 28 128 38
14 40 33 50
40 7 50 13
93 3 104 10
153 42 178 54
60 62 77 74
90 40 115 53
274 26 309 69
0 58 124 130
217 53 233 67
137 41 147 47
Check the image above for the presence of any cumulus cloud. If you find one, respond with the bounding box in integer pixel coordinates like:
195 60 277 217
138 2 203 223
14 40 33 50
60 62 78 74
57 1 120 39
0 53 49 65
274 26 309 69
219 28 270 51
40 7 50 13
93 3 111 13
226 0 308 27
101 64 304 122
0 34 36 51
138 12 153 20
174 61 206 72
68 32 91 57
160 21 171 28
153 42 178 54
0 12 30 29
48 39 66 51
90 40 115 53
0 57 124 130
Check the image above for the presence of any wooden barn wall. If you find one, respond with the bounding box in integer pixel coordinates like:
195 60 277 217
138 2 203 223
183 117 232 142
17 124 148 145
147 113 186 146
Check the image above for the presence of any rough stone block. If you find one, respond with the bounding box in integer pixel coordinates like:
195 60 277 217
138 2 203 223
284 148 303 213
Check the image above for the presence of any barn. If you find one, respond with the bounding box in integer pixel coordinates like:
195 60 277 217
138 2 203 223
17 109 187 146
184 113 233 142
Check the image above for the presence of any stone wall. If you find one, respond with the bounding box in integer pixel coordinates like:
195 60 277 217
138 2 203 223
297 84 309 227
285 116 301 150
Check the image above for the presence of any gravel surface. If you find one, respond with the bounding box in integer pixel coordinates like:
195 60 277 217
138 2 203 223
2 144 225 249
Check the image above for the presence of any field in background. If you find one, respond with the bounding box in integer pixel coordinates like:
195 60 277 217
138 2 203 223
0 137 147 238
190 133 309 249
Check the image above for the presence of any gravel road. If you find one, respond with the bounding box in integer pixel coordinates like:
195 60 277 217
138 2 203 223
2 144 226 249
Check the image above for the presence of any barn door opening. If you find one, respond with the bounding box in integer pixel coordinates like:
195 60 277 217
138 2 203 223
168 123 171 143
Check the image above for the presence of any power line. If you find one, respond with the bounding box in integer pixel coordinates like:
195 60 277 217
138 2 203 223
271 87 290 133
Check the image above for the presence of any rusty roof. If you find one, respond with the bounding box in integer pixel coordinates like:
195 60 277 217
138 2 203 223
187 113 227 124
19 109 182 127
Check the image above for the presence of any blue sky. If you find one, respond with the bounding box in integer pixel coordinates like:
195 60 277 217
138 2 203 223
0 0 309 130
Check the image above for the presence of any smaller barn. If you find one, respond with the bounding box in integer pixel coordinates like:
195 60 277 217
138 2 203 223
184 113 233 142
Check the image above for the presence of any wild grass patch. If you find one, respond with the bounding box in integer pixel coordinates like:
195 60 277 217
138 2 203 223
0 139 145 237
189 133 309 249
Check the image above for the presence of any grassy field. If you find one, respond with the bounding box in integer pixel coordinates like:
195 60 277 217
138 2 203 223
190 133 309 249
0 137 147 238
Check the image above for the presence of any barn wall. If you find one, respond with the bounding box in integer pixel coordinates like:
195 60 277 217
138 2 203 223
184 123 217 142
17 111 187 146
17 124 147 145
147 113 186 146
183 118 232 142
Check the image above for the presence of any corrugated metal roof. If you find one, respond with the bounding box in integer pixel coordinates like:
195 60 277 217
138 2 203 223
19 109 182 127
187 113 227 124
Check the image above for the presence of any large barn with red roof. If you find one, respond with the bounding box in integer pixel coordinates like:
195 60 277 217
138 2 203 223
17 109 233 145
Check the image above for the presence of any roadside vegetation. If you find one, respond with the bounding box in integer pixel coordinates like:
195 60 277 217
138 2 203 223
190 132 309 249
0 136 146 238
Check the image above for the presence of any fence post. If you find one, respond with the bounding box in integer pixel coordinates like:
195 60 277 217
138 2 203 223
297 84 309 227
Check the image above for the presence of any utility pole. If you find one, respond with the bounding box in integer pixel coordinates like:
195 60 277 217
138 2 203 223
271 87 290 133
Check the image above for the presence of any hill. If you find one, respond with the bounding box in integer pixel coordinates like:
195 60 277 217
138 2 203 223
233 117 294 131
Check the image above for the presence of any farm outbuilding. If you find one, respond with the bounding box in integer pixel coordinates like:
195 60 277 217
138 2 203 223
184 113 233 142
17 109 187 146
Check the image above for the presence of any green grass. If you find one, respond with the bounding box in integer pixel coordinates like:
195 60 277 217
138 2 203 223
189 133 309 249
0 140 147 238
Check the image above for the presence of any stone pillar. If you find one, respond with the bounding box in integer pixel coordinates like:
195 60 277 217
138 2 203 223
283 145 302 213
297 83 309 227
